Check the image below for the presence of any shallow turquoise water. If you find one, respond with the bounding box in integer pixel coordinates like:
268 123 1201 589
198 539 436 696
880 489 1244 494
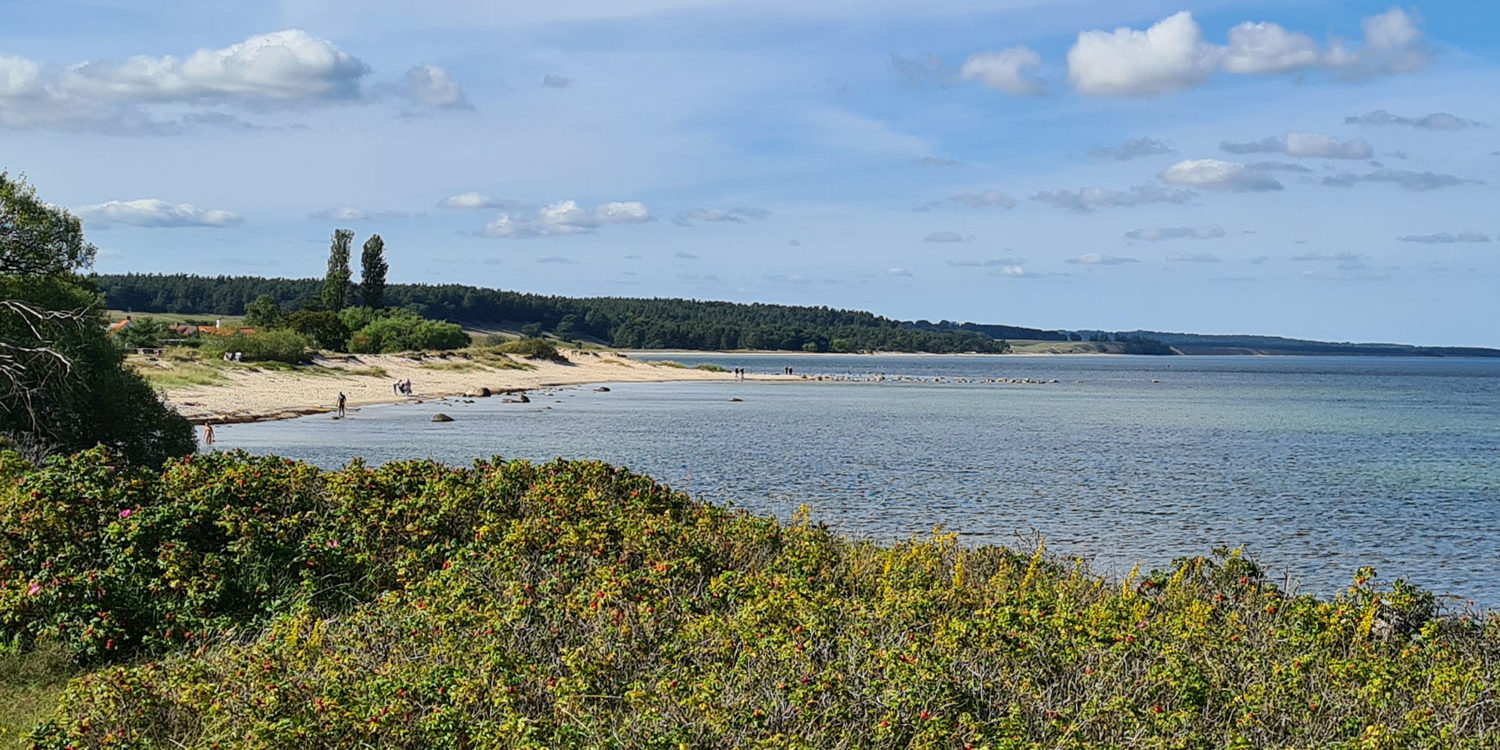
211 355 1500 607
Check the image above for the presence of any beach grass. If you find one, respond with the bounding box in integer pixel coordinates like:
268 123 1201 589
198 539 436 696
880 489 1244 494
651 360 688 368
342 365 391 378
0 644 75 749
694 363 729 372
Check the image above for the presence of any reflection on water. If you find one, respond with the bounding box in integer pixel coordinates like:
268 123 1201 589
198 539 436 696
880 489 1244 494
213 355 1500 607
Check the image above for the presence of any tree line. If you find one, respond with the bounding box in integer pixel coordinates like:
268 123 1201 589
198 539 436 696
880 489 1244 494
96 274 1016 353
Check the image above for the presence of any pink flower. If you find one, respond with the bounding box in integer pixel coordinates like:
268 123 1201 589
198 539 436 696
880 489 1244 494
119 509 132 519
326 539 339 548
27 583 40 596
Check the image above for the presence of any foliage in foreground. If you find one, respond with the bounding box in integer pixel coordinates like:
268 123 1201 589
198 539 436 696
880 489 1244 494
0 450 1495 748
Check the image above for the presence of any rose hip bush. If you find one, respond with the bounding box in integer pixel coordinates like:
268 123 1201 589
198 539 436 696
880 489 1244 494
2 449 1497 748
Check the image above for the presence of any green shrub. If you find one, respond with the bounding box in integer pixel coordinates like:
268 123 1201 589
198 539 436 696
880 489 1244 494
278 310 350 351
497 337 565 361
202 329 310 363
347 311 470 353
4 451 1496 748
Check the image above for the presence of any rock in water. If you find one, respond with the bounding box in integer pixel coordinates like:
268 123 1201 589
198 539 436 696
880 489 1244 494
431 413 455 423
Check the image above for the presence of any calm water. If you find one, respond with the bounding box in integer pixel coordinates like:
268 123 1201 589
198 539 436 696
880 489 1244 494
211 354 1500 607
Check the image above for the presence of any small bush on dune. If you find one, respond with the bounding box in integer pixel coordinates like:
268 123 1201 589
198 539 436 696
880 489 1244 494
2 450 1497 748
497 337 565 362
347 310 470 353
202 329 310 363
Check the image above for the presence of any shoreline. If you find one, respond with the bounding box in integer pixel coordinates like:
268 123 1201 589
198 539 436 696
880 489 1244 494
148 349 789 425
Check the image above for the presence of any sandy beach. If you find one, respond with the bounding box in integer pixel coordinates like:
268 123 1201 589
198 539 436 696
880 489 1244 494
149 349 774 424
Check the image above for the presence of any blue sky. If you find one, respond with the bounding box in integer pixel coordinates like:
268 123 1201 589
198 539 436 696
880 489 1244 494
3 0 1497 346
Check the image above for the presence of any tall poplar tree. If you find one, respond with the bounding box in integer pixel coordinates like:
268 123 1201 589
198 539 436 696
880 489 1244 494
360 234 388 309
321 229 354 312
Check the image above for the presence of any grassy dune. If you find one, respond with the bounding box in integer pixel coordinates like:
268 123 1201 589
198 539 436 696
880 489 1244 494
0 449 1496 748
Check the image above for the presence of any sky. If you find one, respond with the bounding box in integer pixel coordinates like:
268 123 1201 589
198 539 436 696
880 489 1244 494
3 0 1498 346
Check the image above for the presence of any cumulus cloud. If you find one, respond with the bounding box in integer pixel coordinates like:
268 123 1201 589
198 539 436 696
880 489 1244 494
1322 169 1483 191
948 190 1017 209
1030 184 1195 213
481 200 651 238
542 74 572 89
1067 11 1219 96
1397 232 1491 244
1165 251 1222 263
672 207 771 226
959 46 1044 95
1062 8 1427 97
438 192 528 210
1160 159 1283 192
1325 8 1427 77
1221 21 1319 74
1067 253 1138 265
1090 137 1173 161
924 231 968 243
0 30 369 131
401 63 469 109
76 198 243 228
1125 226 1226 242
309 205 407 221
1345 110 1485 130
886 267 914 277
1221 133 1373 159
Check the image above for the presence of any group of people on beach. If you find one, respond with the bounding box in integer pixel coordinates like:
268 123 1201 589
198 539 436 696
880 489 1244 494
392 379 414 395
732 367 746 380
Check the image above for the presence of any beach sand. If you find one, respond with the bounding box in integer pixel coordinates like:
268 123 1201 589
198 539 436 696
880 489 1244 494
151 349 772 424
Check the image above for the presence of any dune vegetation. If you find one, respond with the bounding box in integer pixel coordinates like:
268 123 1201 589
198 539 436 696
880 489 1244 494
1 448 1496 748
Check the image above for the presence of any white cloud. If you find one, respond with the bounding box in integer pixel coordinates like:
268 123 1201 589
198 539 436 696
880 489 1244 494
0 30 369 131
1397 232 1491 244
1090 137 1173 161
1061 8 1428 97
1126 226 1226 242
959 46 1043 95
438 192 529 210
672 207 771 226
1067 11 1219 96
1221 133 1373 159
76 198 243 228
1345 110 1486 130
481 199 651 238
308 205 408 221
948 190 1017 209
1322 169 1482 191
1222 22 1320 74
1031 184 1196 213
1068 253 1138 265
924 231 968 243
1161 159 1283 192
1326 8 1427 77
401 64 469 109
886 267 913 277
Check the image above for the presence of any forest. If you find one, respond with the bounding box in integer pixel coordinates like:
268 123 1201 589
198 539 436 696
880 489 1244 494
95 273 1030 353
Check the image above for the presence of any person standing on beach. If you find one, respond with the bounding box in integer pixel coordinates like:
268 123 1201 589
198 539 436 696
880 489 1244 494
203 423 215 447
337 391 347 418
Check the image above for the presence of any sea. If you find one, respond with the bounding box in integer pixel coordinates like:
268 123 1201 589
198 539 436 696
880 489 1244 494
209 354 1500 608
